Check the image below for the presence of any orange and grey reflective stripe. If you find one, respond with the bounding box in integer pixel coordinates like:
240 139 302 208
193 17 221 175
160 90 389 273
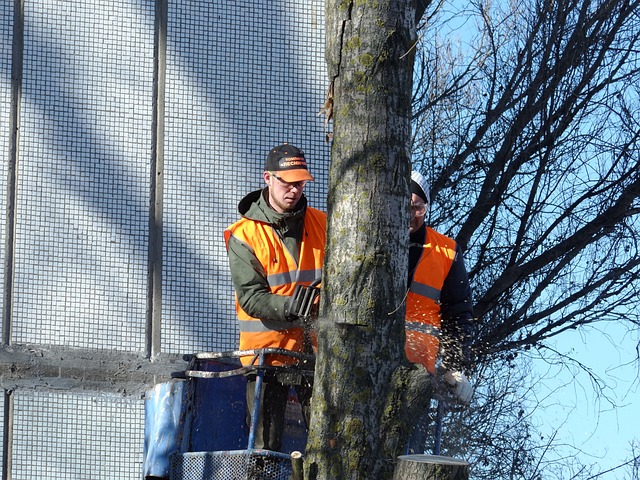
267 268 322 287
409 281 441 302
405 322 441 337
238 318 298 333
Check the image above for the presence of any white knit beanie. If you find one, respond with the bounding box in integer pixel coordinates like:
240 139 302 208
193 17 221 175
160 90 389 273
410 171 430 205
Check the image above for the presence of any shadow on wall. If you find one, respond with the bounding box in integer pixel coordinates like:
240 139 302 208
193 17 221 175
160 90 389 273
0 0 329 354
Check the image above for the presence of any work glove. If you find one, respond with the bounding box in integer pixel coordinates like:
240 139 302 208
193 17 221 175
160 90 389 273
285 281 321 322
443 370 474 405
284 296 303 322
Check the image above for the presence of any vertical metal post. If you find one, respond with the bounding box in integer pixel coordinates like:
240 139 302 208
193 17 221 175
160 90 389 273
147 0 167 359
433 399 445 455
247 352 266 450
2 391 14 480
3 0 24 348
2 5 23 474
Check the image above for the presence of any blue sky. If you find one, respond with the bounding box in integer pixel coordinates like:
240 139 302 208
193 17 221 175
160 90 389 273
430 1 640 476
531 322 639 478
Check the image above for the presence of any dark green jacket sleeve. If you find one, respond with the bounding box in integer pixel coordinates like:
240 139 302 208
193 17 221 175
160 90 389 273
440 243 475 371
226 233 289 322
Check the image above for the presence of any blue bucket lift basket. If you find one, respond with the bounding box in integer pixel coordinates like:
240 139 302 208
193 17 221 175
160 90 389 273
143 348 315 480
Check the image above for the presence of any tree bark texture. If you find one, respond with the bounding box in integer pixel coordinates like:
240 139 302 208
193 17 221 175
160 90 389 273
393 455 469 480
304 1 430 479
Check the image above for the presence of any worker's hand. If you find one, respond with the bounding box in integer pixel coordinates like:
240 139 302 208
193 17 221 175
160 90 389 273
285 283 321 321
284 296 303 322
443 370 474 405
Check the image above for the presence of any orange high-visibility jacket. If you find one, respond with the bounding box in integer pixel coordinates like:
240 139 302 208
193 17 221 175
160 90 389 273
405 227 457 374
224 207 326 365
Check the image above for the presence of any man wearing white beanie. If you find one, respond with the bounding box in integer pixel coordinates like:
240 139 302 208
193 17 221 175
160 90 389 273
405 170 475 453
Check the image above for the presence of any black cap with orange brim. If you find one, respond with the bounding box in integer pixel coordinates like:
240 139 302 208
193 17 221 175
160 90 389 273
265 143 315 183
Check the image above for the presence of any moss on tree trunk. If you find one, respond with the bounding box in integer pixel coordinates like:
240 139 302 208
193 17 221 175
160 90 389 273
303 1 430 479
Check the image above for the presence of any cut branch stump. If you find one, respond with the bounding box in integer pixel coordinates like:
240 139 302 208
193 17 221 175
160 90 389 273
393 454 469 480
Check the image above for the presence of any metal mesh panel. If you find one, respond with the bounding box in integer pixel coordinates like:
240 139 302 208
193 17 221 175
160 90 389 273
11 390 144 480
170 450 293 480
11 0 154 350
1 1 329 479
161 0 329 354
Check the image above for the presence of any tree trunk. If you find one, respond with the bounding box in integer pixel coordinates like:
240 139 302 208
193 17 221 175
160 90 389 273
393 455 469 480
304 1 430 479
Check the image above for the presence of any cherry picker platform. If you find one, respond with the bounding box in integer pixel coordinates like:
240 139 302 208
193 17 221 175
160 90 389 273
143 348 314 480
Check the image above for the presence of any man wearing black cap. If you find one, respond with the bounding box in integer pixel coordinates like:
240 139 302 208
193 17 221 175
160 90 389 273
405 170 475 452
224 143 326 452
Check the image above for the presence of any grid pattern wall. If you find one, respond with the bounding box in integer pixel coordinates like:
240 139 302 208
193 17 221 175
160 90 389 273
1 1 329 479
11 0 155 350
11 391 144 480
161 0 330 354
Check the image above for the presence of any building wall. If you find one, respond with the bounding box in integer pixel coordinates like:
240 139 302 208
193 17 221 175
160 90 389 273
0 1 329 478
